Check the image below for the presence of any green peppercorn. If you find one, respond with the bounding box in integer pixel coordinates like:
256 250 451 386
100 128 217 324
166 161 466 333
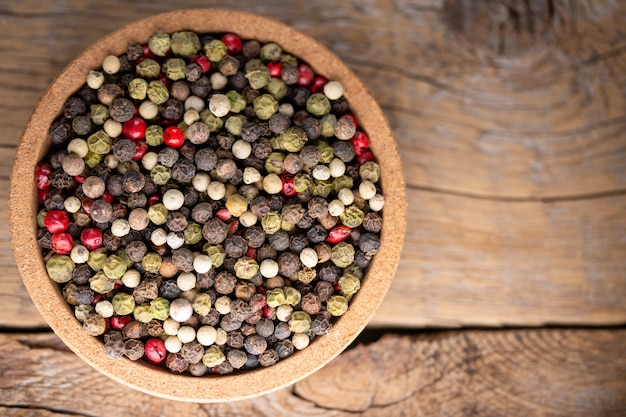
226 90 246 113
283 286 301 306
332 175 354 194
293 173 313 193
203 244 226 268
142 252 163 274
205 39 228 61
280 53 298 66
327 295 349 316
359 161 381 183
266 78 287 100
90 104 109 125
147 80 169 105
136 58 161 79
312 179 333 198
340 205 364 228
266 288 286 308
89 270 115 294
199 109 224 132
320 114 337 137
234 256 259 280
150 165 172 185
306 93 331 116
163 58 187 81
261 211 282 234
288 311 311 333
330 241 355 268
225 115 247 136
148 203 169 225
253 94 278 120
46 255 75 283
339 273 361 295
128 78 148 100
265 152 285 175
148 31 171 56
202 345 226 367
87 130 112 155
282 126 308 152
112 292 135 315
192 293 212 316
317 141 335 163
184 222 203 245
84 151 103 168
87 247 108 271
75 304 94 322
133 303 153 323
103 254 128 280
244 58 264 73
149 297 171 321
170 31 201 57
260 42 282 62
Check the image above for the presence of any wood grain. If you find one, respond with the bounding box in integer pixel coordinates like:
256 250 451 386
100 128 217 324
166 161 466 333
1 329 625 416
2 0 626 328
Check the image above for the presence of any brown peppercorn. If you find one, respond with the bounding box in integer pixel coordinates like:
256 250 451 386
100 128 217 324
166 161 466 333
195 148 217 171
265 275 285 290
258 349 279 367
170 80 190 101
186 122 210 145
256 243 277 262
123 339 145 361
147 319 164 337
158 147 179 168
242 40 261 58
281 204 305 224
159 98 184 121
221 313 243 332
227 331 245 349
315 242 332 263
44 189 66 211
106 174 124 196
103 230 122 251
363 212 383 233
333 140 356 162
64 96 87 119
278 252 301 278
180 341 204 364
104 331 125 359
275 339 294 359
185 62 202 82
166 352 189 373
301 292 322 315
89 198 112 223
126 192 147 209
235 281 256 303
216 361 234 375
198 308 220 326
203 217 229 244
190 202 212 224
214 271 237 295
63 282 94 306
308 197 329 219
133 279 159 304
166 211 188 232
311 314 332 335
243 334 267 355
215 159 237 180
98 83 124 106
317 213 339 230
122 320 144 339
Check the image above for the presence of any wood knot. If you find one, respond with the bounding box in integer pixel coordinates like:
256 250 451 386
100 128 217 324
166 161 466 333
443 0 555 56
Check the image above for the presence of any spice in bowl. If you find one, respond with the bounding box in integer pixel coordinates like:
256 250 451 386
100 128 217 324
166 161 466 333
35 29 384 376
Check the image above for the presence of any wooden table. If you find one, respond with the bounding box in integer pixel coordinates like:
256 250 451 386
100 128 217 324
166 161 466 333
1 0 625 415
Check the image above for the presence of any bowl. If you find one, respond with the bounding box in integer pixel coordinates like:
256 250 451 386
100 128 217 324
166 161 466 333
9 9 406 402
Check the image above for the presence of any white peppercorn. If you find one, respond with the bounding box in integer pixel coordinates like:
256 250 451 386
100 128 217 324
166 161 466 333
193 254 213 274
165 335 183 353
64 196 82 213
215 296 231 315
184 95 205 112
176 326 196 344
263 173 282 194
111 219 130 237
369 193 385 211
276 304 293 322
142 152 159 171
191 172 210 192
87 70 104 89
128 208 150 230
328 199 345 216
167 232 185 250
210 72 228 90
67 138 89 158
104 154 119 169
359 180 377 200
239 211 257 228
279 102 294 117
184 109 200 126
300 247 318 268
259 259 279 278
243 167 261 184
337 188 354 206
163 318 180 336
122 269 141 288
328 158 346 178
209 94 231 117
102 55 121 74
151 228 168 246
95 300 114 318
196 325 218 346
232 139 252 159
170 297 193 322
292 332 310 350
70 244 89 264
162 189 185 211
323 80 344 100
103 119 122 138
312 165 331 180
215 328 228 346
207 181 226 200
139 100 159 120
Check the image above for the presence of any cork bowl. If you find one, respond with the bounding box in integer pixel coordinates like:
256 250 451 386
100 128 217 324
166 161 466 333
9 9 406 402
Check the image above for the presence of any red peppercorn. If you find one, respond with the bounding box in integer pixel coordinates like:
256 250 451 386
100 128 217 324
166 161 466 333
215 209 231 221
310 76 328 93
227 219 239 235
133 139 148 161
245 247 257 260
35 163 52 190
262 306 272 318
334 283 341 292
158 73 171 89
82 197 94 214
327 225 352 244
281 172 297 197
44 210 70 234
163 126 185 148
122 116 147 140
266 61 282 78
145 337 167 364
111 316 133 330
101 192 114 203
357 149 375 165
74 175 85 184
91 293 108 305
141 44 156 61
342 113 358 129
51 232 73 254
191 54 211 73
103 317 111 333
81 227 103 250
147 194 160 206
221 33 242 54
297 64 314 86
38 188 48 204
256 286 267 296
351 131 370 156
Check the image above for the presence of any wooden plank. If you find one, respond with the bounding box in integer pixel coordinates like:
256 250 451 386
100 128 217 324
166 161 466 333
0 329 625 416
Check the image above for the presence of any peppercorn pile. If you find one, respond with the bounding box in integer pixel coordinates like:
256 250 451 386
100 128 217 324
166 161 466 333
35 30 384 375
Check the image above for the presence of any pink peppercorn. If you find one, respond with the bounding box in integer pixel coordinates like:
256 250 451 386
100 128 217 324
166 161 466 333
51 232 73 254
147 194 160 206
357 149 375 165
350 131 370 156
111 316 133 330
262 306 272 318
215 209 231 221
74 175 85 184
44 210 70 234
221 33 242 54
191 54 211 73
133 139 148 160
101 192 114 203
35 163 52 190
163 126 185 148
81 197 93 214
81 227 103 250
327 225 351 244
310 76 328 93
122 116 147 140
145 337 167 364
266 61 282 78
297 64 314 86
38 188 48 204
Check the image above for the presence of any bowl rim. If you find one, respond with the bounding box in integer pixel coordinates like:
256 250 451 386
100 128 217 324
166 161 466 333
9 8 406 403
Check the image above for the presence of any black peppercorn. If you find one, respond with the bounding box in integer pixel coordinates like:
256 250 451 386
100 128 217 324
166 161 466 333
112 138 136 163
126 240 148 263
172 248 194 272
106 175 125 196
123 170 145 193
191 76 211 98
64 96 87 119
243 226 265 248
126 192 147 209
307 224 328 243
289 234 309 253
158 147 179 168
333 140 356 162
227 331 245 349
159 98 184 121
109 98 135 122
171 159 196 183
160 279 182 299
181 341 204 364
214 271 237 295
224 235 248 258
221 313 243 332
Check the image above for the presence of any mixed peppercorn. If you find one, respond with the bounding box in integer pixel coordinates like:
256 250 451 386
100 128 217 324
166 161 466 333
36 29 384 376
